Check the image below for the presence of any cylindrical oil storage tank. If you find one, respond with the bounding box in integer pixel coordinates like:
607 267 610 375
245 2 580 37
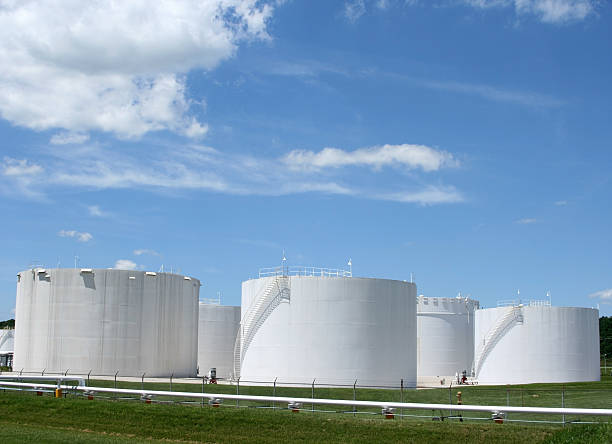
238 273 417 386
0 329 14 367
14 268 199 377
198 303 240 379
417 296 479 383
474 305 600 385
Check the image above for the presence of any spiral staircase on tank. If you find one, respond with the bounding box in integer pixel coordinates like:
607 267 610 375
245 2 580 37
233 276 290 379
473 305 523 378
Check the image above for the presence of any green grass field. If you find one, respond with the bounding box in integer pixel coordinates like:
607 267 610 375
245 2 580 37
1 377 612 443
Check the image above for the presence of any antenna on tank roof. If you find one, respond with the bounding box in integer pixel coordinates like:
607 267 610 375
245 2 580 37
282 250 287 277
348 258 352 277
410 272 414 284
546 290 551 306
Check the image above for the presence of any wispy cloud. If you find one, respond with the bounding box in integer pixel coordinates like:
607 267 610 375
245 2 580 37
589 288 612 303
420 78 564 108
461 0 597 24
344 0 366 23
114 259 141 270
1 142 465 206
379 185 464 205
282 144 458 172
134 249 161 257
58 229 93 242
88 205 108 217
50 132 90 145
555 200 568 206
515 218 538 224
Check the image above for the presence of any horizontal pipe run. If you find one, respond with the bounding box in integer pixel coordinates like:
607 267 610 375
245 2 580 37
0 375 86 386
1 381 612 417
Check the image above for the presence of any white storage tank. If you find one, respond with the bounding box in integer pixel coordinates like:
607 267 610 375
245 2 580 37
417 296 479 382
0 329 14 367
474 304 600 385
14 268 199 377
198 302 240 379
237 267 417 386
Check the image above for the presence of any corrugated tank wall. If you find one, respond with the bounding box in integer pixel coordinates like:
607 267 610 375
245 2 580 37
13 269 199 377
417 296 479 381
197 303 240 379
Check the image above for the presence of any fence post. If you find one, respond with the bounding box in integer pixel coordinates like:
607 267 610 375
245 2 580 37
42 368 46 376
236 377 240 408
87 370 91 386
273 377 277 410
201 376 204 408
141 373 146 391
400 379 404 420
506 386 510 421
448 382 453 418
170 373 173 392
353 380 357 417
562 385 565 426
64 369 69 376
311 378 316 412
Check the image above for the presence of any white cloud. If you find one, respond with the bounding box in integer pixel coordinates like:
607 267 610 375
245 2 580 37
1 140 464 206
2 158 43 177
50 132 90 145
380 185 464 205
515 218 538 224
58 229 93 242
134 249 161 257
461 0 597 24
589 288 612 302
114 259 139 271
87 205 107 217
0 1 275 139
282 144 458 172
555 200 568 206
344 0 366 22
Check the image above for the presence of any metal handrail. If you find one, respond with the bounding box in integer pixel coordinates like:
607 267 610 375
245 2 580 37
259 266 351 278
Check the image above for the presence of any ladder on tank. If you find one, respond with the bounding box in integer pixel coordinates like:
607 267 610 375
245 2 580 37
233 276 290 379
473 306 523 377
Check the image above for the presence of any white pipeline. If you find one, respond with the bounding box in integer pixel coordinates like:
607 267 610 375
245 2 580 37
1 381 612 417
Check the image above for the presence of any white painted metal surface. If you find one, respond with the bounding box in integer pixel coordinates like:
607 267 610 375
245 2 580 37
3 380 612 418
0 329 14 353
417 296 479 380
198 303 240 379
13 269 199 377
239 275 417 386
475 306 600 384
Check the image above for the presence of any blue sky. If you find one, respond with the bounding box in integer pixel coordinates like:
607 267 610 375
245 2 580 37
0 0 611 318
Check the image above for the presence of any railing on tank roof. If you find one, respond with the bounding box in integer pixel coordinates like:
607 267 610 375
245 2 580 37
497 299 551 307
258 266 352 279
